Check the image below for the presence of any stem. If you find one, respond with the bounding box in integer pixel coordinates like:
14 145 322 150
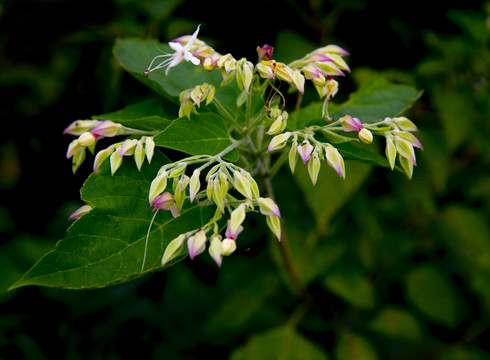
141 210 159 272
213 97 243 132
263 176 313 309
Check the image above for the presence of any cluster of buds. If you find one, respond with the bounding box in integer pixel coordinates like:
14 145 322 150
266 107 289 135
289 45 350 99
340 115 373 144
147 156 282 266
268 131 346 184
159 195 281 268
337 114 422 179
64 119 151 173
256 60 305 94
381 117 423 179
179 83 216 119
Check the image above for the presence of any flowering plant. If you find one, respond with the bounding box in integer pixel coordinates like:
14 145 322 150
11 25 422 289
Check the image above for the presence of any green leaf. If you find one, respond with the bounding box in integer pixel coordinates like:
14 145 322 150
288 77 422 129
404 266 462 328
114 38 221 99
293 161 371 232
330 77 423 123
10 152 213 290
231 326 329 360
113 38 244 112
154 112 238 162
335 331 379 360
92 99 174 132
368 307 424 342
323 260 376 309
335 142 392 169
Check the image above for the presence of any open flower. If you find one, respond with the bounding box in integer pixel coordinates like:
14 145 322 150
145 25 201 76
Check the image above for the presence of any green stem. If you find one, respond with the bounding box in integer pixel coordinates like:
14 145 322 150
213 97 243 131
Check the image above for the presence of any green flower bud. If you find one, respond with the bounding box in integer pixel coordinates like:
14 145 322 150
266 215 281 241
161 234 186 267
307 151 321 185
358 128 373 144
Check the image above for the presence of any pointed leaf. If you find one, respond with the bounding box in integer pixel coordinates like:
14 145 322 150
10 152 213 290
154 112 238 162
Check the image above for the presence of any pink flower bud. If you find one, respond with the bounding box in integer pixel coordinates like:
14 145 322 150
187 230 207 260
151 192 175 211
91 120 123 138
256 44 274 61
258 197 281 218
68 204 93 221
297 140 314 164
340 115 364 133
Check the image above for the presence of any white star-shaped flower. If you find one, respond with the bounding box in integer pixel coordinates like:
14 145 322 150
145 25 201 76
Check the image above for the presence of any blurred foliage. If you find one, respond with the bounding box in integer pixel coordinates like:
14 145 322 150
1 0 489 359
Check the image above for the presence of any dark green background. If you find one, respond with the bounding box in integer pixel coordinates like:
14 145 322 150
1 0 488 358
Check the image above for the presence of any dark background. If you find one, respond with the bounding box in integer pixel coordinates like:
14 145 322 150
1 0 488 359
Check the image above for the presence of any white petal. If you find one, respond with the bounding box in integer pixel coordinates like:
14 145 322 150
169 42 183 52
183 24 201 51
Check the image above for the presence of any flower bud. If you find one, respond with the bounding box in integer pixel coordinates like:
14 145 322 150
256 44 274 61
134 141 145 171
289 137 298 174
151 191 175 211
161 234 186 267
187 230 207 260
256 62 275 79
258 197 281 218
324 145 345 179
225 203 246 240
120 139 138 157
358 128 373 144
189 169 201 203
149 171 168 203
340 115 363 133
174 175 189 213
399 155 414 180
91 120 123 138
392 116 418 132
68 204 93 221
266 215 281 241
392 130 423 149
307 151 321 185
297 140 314 164
64 120 100 135
267 132 291 152
66 139 81 159
234 171 253 201
110 146 123 175
221 239 237 256
394 136 417 166
385 136 397 170
93 147 115 173
145 137 155 163
325 78 339 99
208 236 224 267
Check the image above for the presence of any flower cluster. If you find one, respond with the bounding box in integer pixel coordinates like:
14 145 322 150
147 155 282 267
268 131 345 185
64 119 155 174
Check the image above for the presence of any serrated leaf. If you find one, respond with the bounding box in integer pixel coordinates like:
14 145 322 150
10 152 213 290
154 112 238 162
231 326 329 360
